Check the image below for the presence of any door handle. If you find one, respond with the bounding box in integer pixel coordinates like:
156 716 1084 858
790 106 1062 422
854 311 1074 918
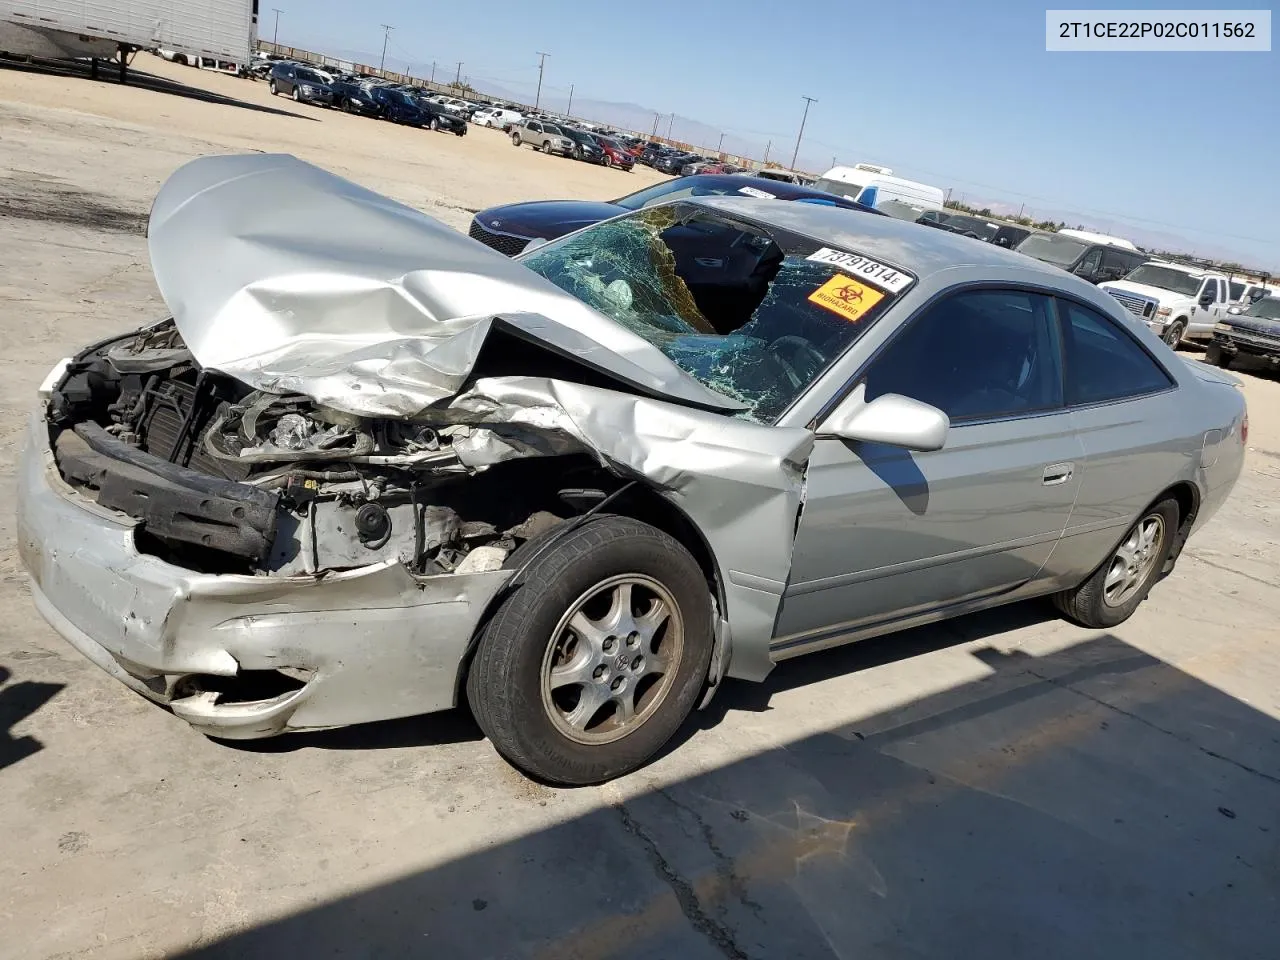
1043 462 1074 486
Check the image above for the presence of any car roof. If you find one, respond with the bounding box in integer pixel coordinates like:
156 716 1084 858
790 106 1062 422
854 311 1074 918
689 195 1085 285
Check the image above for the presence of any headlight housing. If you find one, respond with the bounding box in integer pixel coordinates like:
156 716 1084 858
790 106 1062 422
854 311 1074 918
1156 306 1171 317
1214 322 1234 333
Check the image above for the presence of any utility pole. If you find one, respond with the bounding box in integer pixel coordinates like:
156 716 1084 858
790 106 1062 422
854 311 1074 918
271 8 282 46
1017 202 1026 219
763 140 771 165
534 51 549 110
791 95 817 170
567 83 574 116
430 61 436 83
717 132 725 153
666 112 675 139
378 24 393 73
651 113 659 138
831 155 837 169
455 61 463 85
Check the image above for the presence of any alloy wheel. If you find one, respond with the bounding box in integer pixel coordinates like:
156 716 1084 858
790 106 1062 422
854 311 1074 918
539 574 684 745
1103 514 1166 607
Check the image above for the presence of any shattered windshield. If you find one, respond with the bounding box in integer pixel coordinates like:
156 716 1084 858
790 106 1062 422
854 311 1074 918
518 203 902 423
1245 296 1280 320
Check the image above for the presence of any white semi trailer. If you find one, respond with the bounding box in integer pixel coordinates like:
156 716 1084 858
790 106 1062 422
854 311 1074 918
0 0 256 80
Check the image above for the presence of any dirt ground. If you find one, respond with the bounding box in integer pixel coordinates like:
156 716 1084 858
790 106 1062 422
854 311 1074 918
2 55 1279 960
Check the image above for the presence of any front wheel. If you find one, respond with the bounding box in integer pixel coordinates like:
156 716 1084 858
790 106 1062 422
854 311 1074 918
512 133 522 147
292 87 301 102
466 516 712 786
541 141 552 154
1162 318 1187 348
429 116 440 131
1053 497 1180 628
1204 343 1233 368
269 80 277 95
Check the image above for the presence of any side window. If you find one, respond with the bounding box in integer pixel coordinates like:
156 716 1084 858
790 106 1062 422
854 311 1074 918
1059 300 1173 405
1100 248 1134 281
1200 278 1219 302
528 121 541 133
863 289 1062 422
1228 280 1246 302
1076 247 1103 277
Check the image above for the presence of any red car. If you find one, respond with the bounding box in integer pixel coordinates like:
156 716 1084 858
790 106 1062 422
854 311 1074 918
596 136 635 171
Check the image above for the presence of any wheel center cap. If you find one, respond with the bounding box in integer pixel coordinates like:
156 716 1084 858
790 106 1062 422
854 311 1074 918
614 653 631 672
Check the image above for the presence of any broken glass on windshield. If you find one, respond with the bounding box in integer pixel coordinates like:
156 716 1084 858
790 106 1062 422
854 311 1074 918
519 203 904 422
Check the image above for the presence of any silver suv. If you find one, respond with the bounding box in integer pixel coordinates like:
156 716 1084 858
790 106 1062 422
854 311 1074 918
512 119 574 156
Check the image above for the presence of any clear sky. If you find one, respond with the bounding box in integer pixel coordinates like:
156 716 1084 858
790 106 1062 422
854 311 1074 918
271 0 1278 268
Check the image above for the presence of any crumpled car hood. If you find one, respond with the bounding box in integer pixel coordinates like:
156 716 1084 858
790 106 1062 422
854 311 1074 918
146 153 743 417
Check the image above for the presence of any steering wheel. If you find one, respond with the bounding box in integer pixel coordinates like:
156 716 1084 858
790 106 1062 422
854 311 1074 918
768 335 826 389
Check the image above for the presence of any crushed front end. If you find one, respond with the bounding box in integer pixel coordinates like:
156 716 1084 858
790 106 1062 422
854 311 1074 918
19 321 604 737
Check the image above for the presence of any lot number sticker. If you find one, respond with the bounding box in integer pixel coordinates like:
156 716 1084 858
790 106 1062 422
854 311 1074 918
808 275 884 323
806 247 913 293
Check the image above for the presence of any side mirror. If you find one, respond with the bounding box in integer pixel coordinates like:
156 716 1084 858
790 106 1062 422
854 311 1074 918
821 393 949 452
1198 292 1215 307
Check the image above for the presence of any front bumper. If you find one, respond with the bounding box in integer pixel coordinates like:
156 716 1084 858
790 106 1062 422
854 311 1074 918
1212 330 1280 362
17 412 511 739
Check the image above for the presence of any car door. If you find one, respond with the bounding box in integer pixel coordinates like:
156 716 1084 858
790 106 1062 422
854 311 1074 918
1046 297 1185 578
773 287 1084 650
1188 278 1223 336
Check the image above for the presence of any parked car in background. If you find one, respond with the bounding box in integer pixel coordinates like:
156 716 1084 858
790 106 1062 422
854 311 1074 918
1016 232 1148 286
268 62 334 106
330 77 383 115
469 173 882 256
23 154 1245 786
595 136 635 170
474 108 523 130
655 151 698 175
813 164 945 212
991 224 1032 248
939 213 1000 242
748 169 816 186
1100 261 1233 346
679 158 715 176
512 119 575 156
365 86 430 126
560 127 604 163
413 95 468 135
638 143 670 167
1206 295 1280 369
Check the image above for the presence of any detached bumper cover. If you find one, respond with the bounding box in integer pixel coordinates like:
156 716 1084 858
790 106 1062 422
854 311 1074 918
17 413 511 738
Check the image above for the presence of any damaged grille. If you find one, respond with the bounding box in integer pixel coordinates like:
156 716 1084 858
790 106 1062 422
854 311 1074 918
469 218 530 257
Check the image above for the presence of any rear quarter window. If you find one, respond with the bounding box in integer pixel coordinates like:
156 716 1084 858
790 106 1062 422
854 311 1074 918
1059 300 1174 406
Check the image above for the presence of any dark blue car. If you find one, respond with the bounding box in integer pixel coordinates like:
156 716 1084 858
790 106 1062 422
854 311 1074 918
469 175 882 256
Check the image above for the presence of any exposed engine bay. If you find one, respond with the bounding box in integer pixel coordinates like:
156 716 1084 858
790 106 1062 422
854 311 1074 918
48 321 614 577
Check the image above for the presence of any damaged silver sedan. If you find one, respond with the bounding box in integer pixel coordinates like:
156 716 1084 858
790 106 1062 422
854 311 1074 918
18 155 1246 784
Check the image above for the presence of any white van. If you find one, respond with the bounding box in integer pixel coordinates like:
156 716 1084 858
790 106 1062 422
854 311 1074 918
812 163 944 211
1057 228 1137 251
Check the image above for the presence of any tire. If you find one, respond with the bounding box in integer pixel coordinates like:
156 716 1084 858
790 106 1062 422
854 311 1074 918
466 516 713 786
292 87 301 102
1204 343 1232 368
541 141 551 154
1053 497 1181 628
1162 318 1187 348
603 154 614 168
429 117 440 131
512 133 522 147
269 80 277 95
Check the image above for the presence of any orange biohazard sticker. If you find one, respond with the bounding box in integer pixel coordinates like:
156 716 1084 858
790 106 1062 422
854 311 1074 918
807 274 884 323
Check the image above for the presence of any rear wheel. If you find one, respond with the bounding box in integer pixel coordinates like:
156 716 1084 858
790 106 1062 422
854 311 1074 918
429 116 441 131
1053 497 1180 628
292 87 301 102
466 516 712 785
512 133 522 147
1162 318 1187 348
269 79 277 95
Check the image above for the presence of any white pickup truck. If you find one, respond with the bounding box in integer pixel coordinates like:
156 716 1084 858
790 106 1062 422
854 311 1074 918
1099 260 1232 347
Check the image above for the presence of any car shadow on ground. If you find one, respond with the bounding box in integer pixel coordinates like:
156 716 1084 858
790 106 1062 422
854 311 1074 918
0 665 64 773
0 55 318 120
178 631 1280 959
